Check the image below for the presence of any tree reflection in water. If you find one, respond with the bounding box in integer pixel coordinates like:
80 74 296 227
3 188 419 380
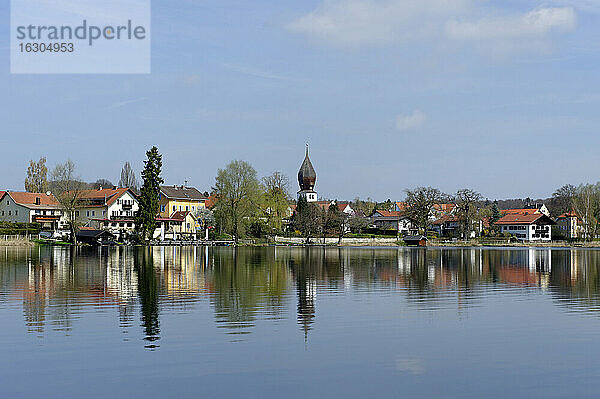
4 246 600 346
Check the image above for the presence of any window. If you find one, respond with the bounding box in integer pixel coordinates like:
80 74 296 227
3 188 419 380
186 206 189 211
15 210 17 216
86 211 90 217
8 211 11 216
127 223 132 227
161 205 165 212
92 211 95 216
76 211 80 217
192 206 195 211
179 206 183 211
173 205 176 211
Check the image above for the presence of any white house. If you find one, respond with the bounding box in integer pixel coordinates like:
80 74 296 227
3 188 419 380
77 188 139 238
496 211 555 241
371 210 416 235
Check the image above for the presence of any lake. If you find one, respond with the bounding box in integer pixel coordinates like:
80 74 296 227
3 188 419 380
1 245 600 398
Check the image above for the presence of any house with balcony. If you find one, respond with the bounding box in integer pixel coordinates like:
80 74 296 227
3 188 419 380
76 187 139 238
0 191 66 230
495 210 555 241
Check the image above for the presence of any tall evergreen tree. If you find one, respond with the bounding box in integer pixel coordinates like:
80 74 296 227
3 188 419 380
135 147 163 241
490 201 502 232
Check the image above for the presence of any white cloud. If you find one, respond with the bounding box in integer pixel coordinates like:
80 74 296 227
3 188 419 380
395 110 426 131
287 0 473 47
287 1 578 55
446 7 577 40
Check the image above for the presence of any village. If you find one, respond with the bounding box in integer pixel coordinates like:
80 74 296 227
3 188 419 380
0 145 592 246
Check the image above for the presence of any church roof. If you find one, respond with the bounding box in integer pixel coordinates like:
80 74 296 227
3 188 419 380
298 145 316 191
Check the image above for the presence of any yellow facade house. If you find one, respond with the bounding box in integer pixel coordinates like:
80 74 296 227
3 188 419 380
158 185 208 230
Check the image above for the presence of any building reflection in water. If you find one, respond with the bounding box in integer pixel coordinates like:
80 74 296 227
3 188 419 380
3 246 600 346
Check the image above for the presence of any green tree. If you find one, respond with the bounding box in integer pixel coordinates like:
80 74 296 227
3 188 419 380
213 160 262 241
135 146 164 241
489 201 502 234
25 157 48 193
262 171 291 234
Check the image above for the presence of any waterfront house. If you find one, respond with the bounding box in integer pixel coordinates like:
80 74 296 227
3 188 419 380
76 187 139 238
555 212 584 239
371 210 416 235
0 191 66 230
495 211 555 241
153 211 201 241
159 185 208 217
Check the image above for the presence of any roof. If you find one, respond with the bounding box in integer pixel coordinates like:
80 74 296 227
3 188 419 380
372 210 407 220
432 214 459 225
404 235 427 241
4 191 60 209
313 201 351 212
0 191 5 200
395 202 407 211
205 193 218 209
433 203 456 213
170 210 197 221
557 211 579 219
79 188 133 206
501 208 541 215
496 212 556 225
160 185 208 201
298 145 316 191
75 229 115 238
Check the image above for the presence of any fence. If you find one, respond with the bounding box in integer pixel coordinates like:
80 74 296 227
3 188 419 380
0 234 34 241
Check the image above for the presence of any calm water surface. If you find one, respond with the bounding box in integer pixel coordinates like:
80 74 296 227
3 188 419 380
1 246 600 398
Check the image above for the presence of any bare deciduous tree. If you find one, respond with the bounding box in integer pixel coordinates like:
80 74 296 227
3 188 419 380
25 157 49 193
404 187 445 234
573 183 600 240
118 161 138 192
51 160 86 244
454 188 483 239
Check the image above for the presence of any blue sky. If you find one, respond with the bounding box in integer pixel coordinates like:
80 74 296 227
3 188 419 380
1 0 599 201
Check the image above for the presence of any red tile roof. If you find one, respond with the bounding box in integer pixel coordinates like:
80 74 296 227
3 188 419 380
5 191 60 208
0 191 5 200
433 203 456 213
501 208 540 216
432 214 459 225
79 188 133 206
395 201 407 211
373 210 403 218
496 213 549 225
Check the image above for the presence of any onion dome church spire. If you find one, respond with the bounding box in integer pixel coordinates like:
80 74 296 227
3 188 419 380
297 143 317 202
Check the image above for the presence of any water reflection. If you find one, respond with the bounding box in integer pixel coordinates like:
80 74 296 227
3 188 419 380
2 246 600 347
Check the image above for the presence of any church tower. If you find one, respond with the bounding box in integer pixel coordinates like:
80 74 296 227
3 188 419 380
297 144 317 202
